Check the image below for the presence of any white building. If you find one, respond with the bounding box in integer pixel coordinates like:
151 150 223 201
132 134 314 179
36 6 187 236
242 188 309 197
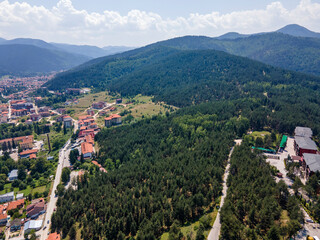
0 192 14 203
24 220 43 234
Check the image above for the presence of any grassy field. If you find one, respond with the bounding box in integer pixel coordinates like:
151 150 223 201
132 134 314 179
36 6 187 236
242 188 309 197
250 131 271 139
95 94 177 127
0 182 49 196
160 210 218 240
65 91 113 118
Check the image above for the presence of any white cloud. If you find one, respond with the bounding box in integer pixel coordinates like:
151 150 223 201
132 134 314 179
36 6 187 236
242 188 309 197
0 0 319 46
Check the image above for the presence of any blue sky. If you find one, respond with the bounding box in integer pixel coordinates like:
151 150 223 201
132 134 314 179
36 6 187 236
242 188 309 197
1 0 320 46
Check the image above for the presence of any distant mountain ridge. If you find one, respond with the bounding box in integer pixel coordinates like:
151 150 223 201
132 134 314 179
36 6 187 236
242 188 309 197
0 37 135 76
216 24 320 40
0 37 135 58
0 44 90 76
276 24 320 38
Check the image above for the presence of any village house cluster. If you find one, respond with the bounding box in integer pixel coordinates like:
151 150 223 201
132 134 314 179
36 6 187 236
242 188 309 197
0 193 48 236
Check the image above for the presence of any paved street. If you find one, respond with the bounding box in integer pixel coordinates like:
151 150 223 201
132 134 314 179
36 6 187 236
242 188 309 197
207 139 242 240
38 138 71 240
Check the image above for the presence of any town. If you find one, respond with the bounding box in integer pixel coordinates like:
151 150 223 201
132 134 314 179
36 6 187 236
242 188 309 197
0 86 126 240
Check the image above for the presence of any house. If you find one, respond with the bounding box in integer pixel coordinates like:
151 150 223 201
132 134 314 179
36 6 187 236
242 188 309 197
116 98 122 104
39 107 50 112
19 149 38 159
8 169 18 181
19 137 33 150
30 114 40 122
105 114 122 127
63 116 73 128
16 193 24 200
81 142 94 158
39 111 50 118
92 101 105 109
294 136 318 156
0 135 33 149
295 127 313 138
0 213 8 226
87 109 95 116
47 232 61 240
27 199 46 219
84 135 94 145
11 109 28 117
24 220 43 233
302 153 320 179
10 218 22 232
7 199 24 212
92 161 107 173
0 192 14 203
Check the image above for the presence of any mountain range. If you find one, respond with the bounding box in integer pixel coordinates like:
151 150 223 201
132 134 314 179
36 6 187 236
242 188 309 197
0 38 135 76
45 24 320 97
1 24 320 77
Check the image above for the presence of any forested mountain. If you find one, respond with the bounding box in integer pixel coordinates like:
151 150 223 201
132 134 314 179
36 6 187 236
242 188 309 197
156 33 320 76
46 24 320 239
0 44 90 76
50 43 109 58
276 24 320 38
0 37 58 50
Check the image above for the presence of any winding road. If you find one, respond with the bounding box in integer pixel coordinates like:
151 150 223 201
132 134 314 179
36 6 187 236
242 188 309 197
207 139 242 240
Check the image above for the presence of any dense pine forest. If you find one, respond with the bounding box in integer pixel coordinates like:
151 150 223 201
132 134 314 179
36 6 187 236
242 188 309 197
51 102 250 239
220 144 302 239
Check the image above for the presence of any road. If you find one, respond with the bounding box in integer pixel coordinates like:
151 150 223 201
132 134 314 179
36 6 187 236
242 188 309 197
38 139 71 240
207 139 242 240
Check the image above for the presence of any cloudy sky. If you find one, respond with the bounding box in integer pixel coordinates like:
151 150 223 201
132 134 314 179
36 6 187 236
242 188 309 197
0 0 320 47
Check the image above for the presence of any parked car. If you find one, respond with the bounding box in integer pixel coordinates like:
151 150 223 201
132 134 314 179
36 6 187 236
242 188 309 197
306 219 314 223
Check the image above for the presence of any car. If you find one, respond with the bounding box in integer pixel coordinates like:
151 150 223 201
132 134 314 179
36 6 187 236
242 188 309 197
43 226 47 230
306 219 314 223
47 220 49 224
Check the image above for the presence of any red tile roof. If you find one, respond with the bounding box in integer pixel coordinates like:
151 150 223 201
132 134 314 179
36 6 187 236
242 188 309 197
0 212 7 220
105 114 121 121
7 199 24 211
81 142 93 155
19 149 38 156
47 232 61 240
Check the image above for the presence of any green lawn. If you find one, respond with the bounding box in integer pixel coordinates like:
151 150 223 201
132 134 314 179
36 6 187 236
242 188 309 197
250 131 271 139
160 210 218 240
0 183 48 196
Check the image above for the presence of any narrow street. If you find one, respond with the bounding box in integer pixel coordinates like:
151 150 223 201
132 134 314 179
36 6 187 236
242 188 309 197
207 139 242 240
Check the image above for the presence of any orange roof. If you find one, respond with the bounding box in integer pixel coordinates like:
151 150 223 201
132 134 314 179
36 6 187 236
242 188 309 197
7 199 24 211
0 212 7 220
19 149 38 156
85 135 94 144
29 154 37 159
78 115 92 120
80 126 87 131
105 114 121 121
81 142 93 155
47 232 61 240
